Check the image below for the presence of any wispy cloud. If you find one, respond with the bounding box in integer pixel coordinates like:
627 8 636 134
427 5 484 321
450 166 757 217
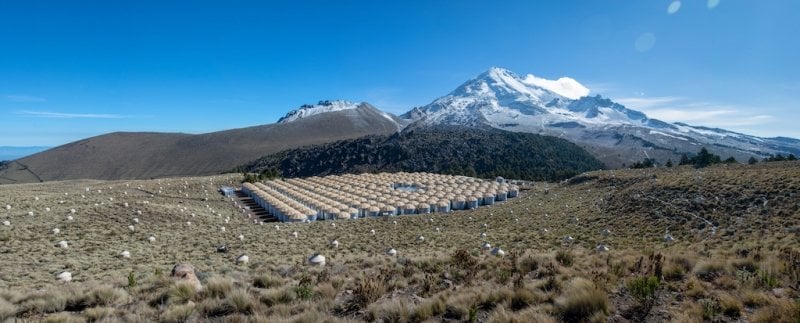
6 94 46 103
614 96 775 128
615 96 684 109
16 110 136 119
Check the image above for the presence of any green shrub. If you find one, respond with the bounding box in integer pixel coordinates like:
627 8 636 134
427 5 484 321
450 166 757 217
128 271 137 288
627 276 660 301
756 269 779 289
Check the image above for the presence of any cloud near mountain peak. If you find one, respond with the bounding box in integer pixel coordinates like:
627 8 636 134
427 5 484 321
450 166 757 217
522 74 591 99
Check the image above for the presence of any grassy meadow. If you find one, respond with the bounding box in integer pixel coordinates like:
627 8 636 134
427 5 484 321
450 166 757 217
0 162 798 322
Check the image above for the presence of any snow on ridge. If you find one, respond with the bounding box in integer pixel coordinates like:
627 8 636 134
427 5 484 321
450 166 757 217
522 74 590 100
278 100 361 123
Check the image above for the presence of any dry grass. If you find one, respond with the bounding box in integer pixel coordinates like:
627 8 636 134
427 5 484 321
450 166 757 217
0 162 798 321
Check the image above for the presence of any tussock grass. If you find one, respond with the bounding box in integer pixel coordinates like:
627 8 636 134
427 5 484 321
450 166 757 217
554 278 609 322
0 162 798 321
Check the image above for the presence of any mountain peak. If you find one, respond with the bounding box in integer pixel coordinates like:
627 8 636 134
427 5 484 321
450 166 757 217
277 100 362 123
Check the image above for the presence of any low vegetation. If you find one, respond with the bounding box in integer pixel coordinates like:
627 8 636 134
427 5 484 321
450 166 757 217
240 126 605 182
0 161 798 321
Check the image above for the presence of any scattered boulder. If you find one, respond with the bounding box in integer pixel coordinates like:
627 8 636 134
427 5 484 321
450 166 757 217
56 271 72 282
171 264 202 291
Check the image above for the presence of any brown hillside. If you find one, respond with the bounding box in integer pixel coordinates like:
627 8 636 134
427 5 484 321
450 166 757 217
0 104 403 184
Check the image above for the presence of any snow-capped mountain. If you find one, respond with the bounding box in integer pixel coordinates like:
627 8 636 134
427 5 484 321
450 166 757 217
404 67 800 167
278 100 408 131
278 100 362 123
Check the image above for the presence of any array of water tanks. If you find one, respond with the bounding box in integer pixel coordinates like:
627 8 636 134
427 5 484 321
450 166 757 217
241 172 519 222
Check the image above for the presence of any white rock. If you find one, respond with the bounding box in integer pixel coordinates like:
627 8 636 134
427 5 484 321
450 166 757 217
386 248 397 256
563 236 575 243
291 231 299 238
5 204 11 210
132 218 139 224
330 240 339 248
186 221 192 226
237 234 244 241
308 253 326 266
70 209 76 214
67 215 74 221
119 250 131 258
57 240 68 248
2 220 9 226
220 226 226 232
34 196 39 201
45 207 50 212
136 210 142 216
27 211 34 216
416 235 425 242
596 244 610 252
56 271 72 282
480 232 487 238
52 228 60 235
127 225 135 232
148 236 156 243
481 242 492 250
491 247 505 257
236 254 249 264
370 229 376 235
602 229 611 237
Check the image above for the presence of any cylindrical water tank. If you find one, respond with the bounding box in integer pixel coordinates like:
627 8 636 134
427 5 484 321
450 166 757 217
436 201 451 213
483 193 496 206
416 203 431 214
508 185 519 198
403 204 416 215
381 205 397 216
452 195 467 210
495 189 508 201
466 196 480 209
367 206 381 217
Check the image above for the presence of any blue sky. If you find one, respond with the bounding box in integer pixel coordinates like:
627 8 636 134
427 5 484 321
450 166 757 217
1 0 798 146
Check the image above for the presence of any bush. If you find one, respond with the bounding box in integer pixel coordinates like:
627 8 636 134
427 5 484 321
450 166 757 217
555 250 574 267
694 261 725 282
510 288 538 310
168 282 198 304
348 274 387 310
252 274 282 289
627 276 660 301
555 278 609 322
203 277 233 299
756 269 779 289
718 293 742 318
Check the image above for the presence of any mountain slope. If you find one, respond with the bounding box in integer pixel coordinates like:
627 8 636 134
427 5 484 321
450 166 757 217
403 67 800 167
241 126 605 181
0 102 404 184
0 146 51 161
